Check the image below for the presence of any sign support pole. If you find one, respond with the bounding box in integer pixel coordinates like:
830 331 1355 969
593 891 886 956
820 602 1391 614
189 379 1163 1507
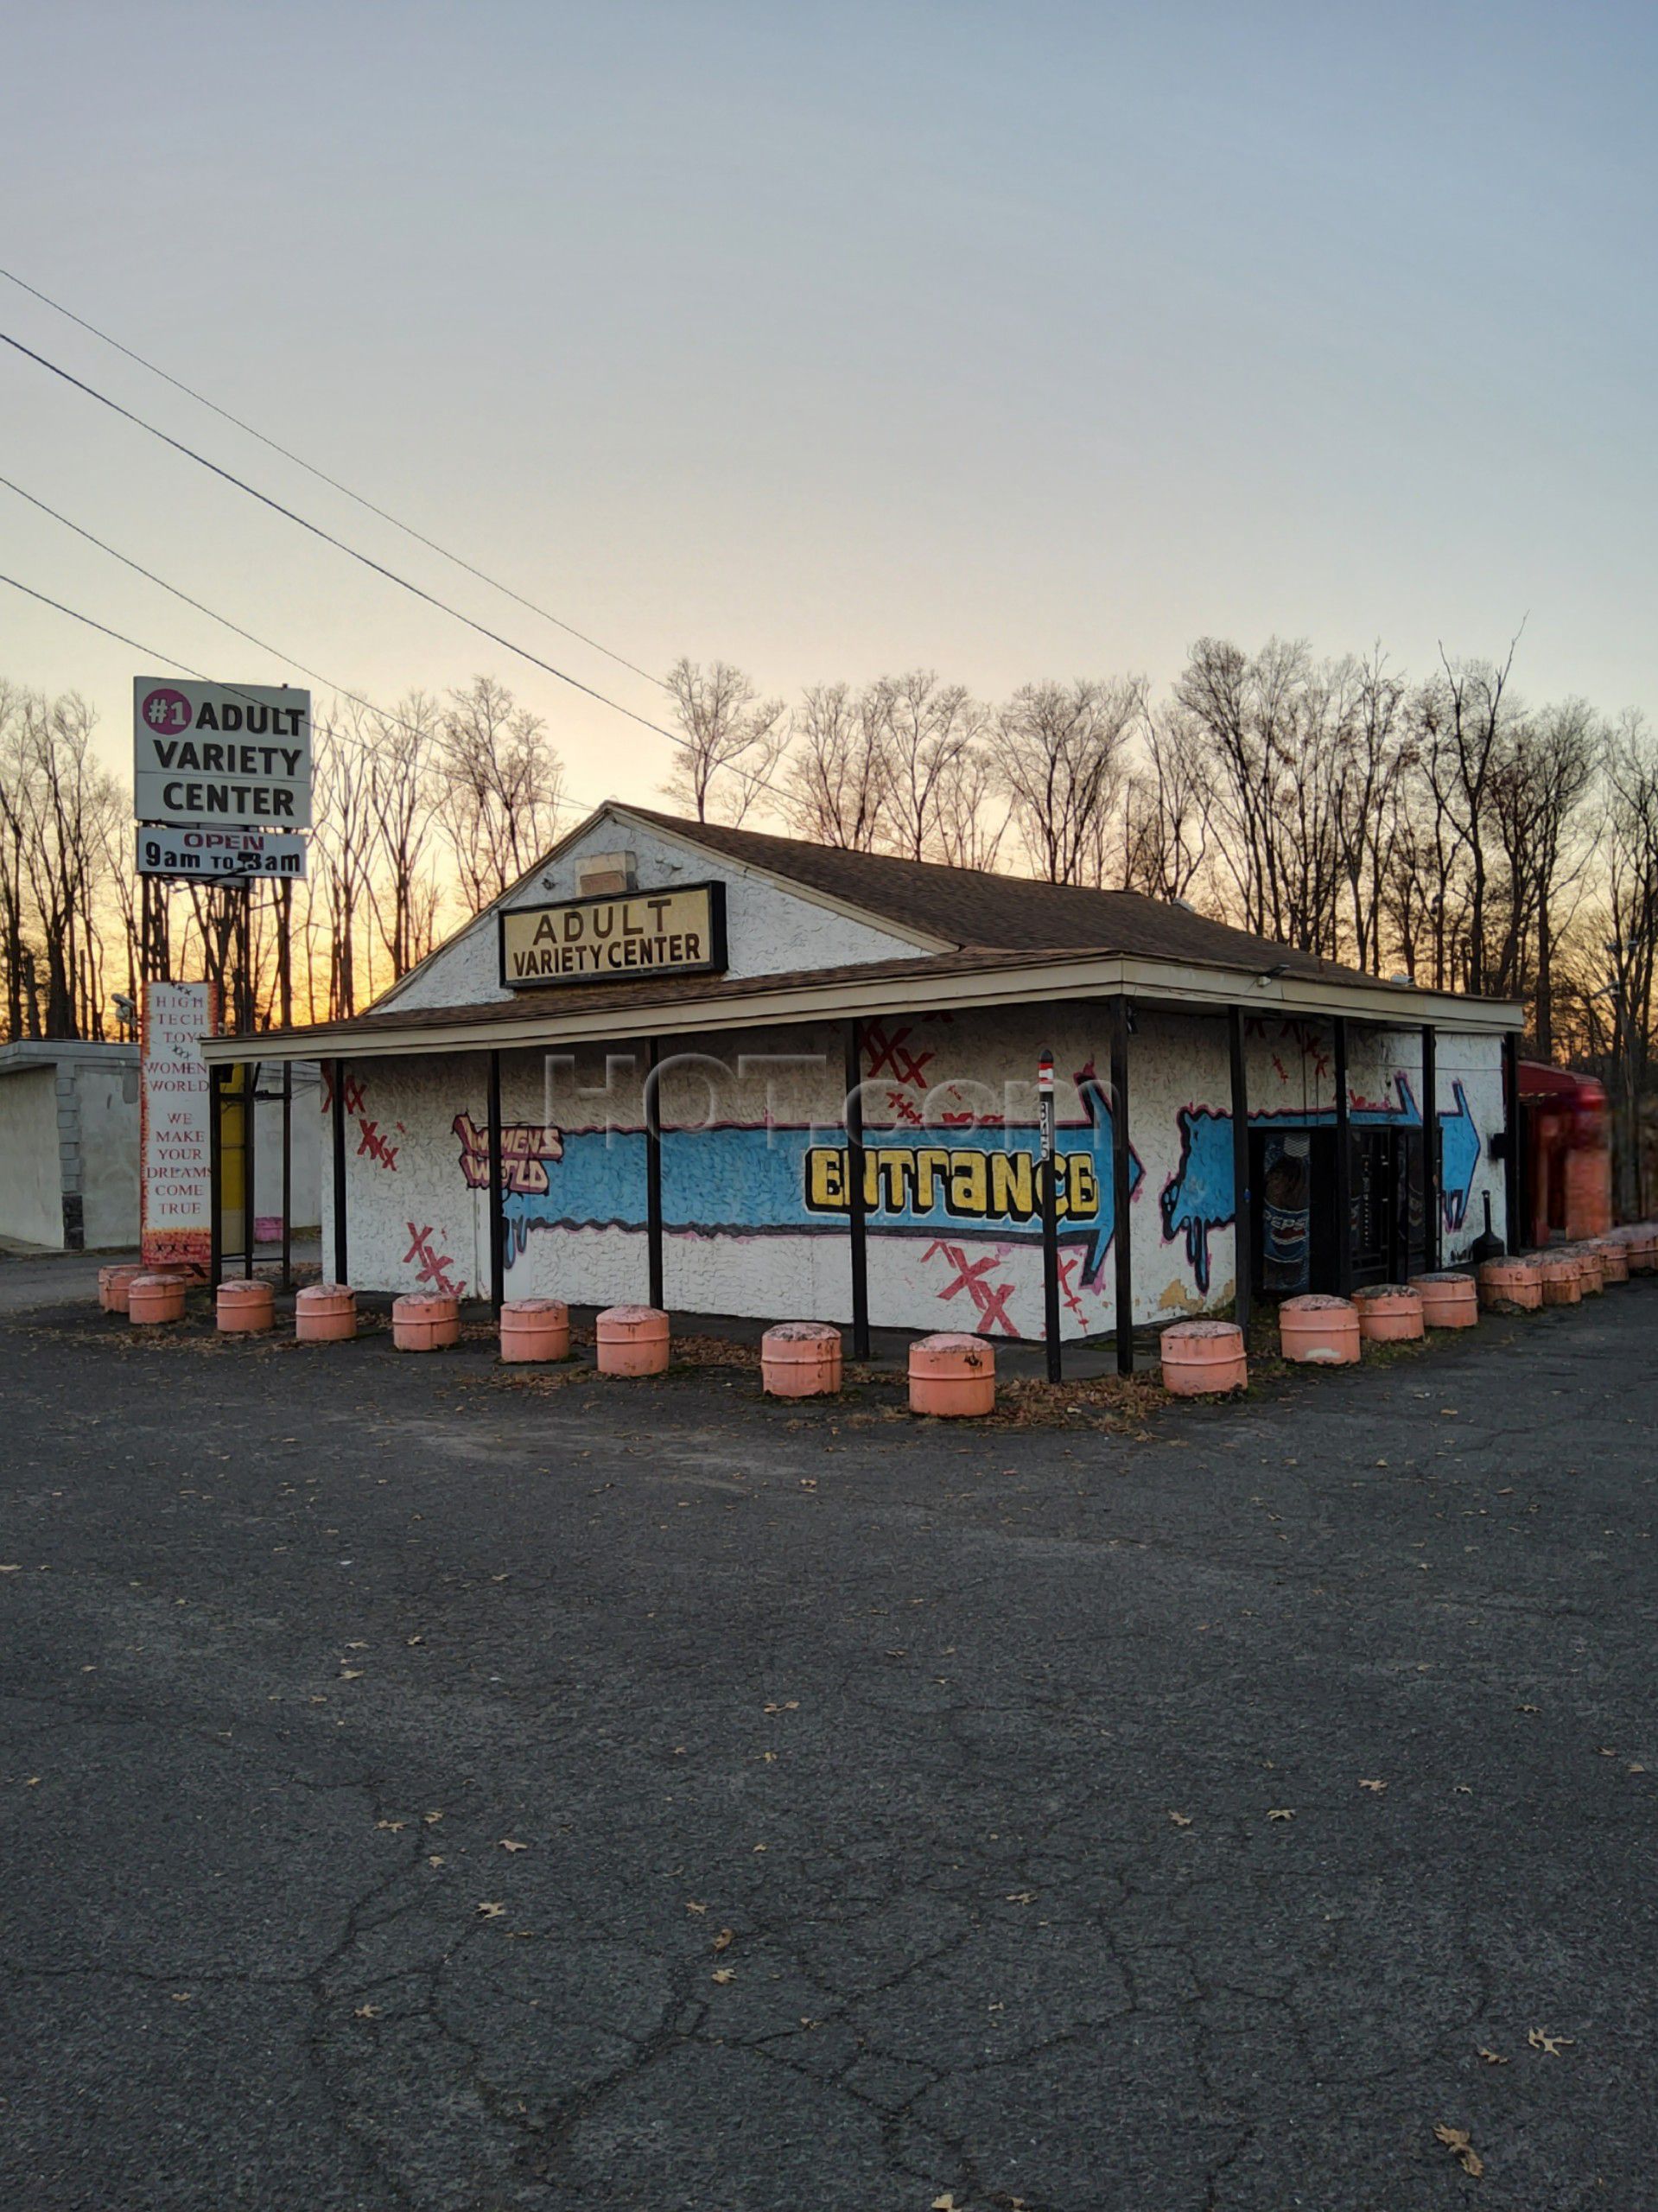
844 1019 870 1362
1039 1049 1062 1382
1502 1030 1523 1251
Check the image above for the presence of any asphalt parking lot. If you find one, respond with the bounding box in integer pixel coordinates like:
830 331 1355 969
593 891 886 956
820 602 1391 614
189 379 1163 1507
2 1275 1655 2211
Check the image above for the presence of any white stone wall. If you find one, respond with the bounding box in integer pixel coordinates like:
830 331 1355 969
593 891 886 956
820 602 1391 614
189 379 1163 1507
320 1007 1510 1337
379 816 924 1014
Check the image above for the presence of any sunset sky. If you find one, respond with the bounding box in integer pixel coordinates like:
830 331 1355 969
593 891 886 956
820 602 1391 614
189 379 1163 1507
3 1 1654 814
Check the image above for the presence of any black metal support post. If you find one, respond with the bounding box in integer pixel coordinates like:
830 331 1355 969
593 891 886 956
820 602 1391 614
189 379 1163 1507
208 1062 224 1290
843 1019 870 1360
280 1060 293 1294
1039 1051 1062 1384
1333 1018 1353 1296
487 1050 506 1313
1111 997 1134 1376
1502 1029 1523 1251
644 1039 664 1311
243 1060 258 1278
330 1058 349 1287
1229 1005 1251 1338
1421 1025 1440 1272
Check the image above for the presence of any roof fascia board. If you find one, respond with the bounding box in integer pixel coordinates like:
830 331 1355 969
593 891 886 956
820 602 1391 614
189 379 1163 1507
206 953 1521 1065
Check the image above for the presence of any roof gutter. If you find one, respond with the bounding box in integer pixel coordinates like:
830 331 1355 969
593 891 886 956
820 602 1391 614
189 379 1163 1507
201 954 1524 1065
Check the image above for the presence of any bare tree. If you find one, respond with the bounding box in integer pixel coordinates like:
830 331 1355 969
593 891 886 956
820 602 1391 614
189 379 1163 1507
931 742 1011 874
1120 706 1210 903
882 671 986 861
364 691 445 981
435 677 565 912
662 658 785 825
992 677 1145 886
0 687 124 1037
780 682 891 849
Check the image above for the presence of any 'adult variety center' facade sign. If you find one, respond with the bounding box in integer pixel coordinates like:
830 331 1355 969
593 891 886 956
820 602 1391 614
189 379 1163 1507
501 883 727 986
134 678 312 830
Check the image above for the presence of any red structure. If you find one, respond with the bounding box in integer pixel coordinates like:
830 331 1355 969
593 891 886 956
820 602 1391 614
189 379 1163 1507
1517 1061 1610 1245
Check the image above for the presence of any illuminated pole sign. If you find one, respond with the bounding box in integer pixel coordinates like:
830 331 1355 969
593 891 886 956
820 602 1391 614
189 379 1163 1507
133 677 312 832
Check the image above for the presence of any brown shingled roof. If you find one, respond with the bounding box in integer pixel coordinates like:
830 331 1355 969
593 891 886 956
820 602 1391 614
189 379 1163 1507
621 806 1355 982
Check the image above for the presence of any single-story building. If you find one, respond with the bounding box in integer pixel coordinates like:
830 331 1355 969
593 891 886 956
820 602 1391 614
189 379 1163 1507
201 804 1526 1364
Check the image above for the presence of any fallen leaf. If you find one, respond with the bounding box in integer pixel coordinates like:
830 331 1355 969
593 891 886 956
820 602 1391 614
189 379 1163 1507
499 1838 529 1853
1477 2047 1509 2065
477 1901 507 1919
1267 1808 1294 1821
169 1992 192 2004
374 1819 404 1833
712 1927 735 1953
339 1669 364 1681
427 1855 445 1868
1518 1704 1540 1714
1168 1810 1192 1827
710 1967 734 1985
1433 2123 1484 2177
1528 2026 1573 2055
1004 1890 1038 1904
423 1810 443 1825
0 1564 20 1574
353 2004 380 2019
931 2196 959 2210
1358 1778 1387 1793
685 1900 708 1915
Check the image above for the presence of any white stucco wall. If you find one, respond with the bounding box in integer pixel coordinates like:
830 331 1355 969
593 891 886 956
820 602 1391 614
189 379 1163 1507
75 1058 142 1249
378 814 925 1014
319 1007 1510 1337
0 1064 63 1247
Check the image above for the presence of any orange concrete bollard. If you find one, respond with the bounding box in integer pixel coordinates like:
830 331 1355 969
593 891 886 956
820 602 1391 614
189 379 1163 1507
596 1304 670 1376
1160 1319 1248 1395
1278 1294 1361 1365
216 1279 275 1335
99 1262 144 1314
127 1273 187 1325
761 1321 844 1398
392 1293 461 1351
1410 1271 1480 1329
1351 1285 1425 1343
1539 1253 1582 1306
1594 1236 1630 1285
295 1283 358 1342
499 1298 571 1363
909 1332 996 1416
1478 1257 1543 1312
1623 1225 1658 1274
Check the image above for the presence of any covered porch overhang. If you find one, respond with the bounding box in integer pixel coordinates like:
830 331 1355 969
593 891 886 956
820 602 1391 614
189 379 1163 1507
200 946 1525 1375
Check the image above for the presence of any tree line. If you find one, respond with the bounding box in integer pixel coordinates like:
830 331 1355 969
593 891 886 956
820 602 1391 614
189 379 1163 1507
3 636 1655 1204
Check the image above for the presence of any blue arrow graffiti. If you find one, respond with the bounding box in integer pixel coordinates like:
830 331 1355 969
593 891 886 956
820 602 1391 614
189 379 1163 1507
1157 1074 1484 1288
490 1074 1144 1285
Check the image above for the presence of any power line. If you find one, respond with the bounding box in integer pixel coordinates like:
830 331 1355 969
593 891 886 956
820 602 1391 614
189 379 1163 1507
0 264 664 688
0 563 608 820
1 327 783 813
0 329 690 744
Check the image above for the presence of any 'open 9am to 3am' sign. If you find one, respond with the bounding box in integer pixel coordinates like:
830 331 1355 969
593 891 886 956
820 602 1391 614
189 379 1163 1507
500 882 727 987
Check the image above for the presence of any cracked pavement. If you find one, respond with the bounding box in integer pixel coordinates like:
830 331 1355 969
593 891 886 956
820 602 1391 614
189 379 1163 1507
2 1284 1655 2209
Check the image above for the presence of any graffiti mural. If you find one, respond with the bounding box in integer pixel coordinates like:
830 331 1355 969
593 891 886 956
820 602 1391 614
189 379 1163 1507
460 1073 1145 1282
1156 1072 1487 1294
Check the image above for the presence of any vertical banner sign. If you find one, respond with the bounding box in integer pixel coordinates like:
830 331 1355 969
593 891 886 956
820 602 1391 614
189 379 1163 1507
140 981 219 1269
